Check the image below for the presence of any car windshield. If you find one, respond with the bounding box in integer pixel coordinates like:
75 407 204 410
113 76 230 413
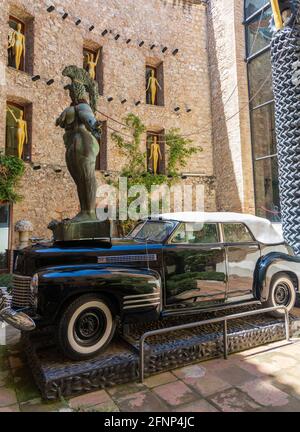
128 221 177 242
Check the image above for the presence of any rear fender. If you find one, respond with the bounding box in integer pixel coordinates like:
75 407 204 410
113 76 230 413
255 252 300 301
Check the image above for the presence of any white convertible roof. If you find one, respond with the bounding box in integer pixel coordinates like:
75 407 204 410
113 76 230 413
155 212 284 245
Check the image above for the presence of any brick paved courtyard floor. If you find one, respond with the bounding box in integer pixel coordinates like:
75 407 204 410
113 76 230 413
2 321 300 412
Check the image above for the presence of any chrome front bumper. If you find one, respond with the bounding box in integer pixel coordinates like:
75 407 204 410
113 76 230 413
0 287 36 331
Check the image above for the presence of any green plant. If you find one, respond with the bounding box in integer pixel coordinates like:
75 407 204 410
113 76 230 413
111 113 200 180
0 154 25 203
166 128 200 176
110 113 201 233
0 273 13 292
111 113 146 175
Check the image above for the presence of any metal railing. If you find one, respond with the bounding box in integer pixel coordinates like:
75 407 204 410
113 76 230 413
139 305 290 382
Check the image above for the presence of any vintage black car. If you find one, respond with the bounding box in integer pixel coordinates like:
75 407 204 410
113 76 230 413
0 212 299 360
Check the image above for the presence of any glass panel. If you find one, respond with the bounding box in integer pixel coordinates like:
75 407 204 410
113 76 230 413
171 223 219 244
0 204 10 270
248 50 273 106
254 157 281 221
251 102 276 158
223 224 254 243
5 103 28 159
245 1 270 19
246 6 272 57
131 221 176 242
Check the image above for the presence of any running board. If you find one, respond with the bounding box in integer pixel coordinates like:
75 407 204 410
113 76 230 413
161 300 261 318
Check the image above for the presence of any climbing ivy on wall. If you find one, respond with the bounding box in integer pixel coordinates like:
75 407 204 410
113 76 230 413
110 113 201 233
111 113 200 185
0 154 25 203
111 113 146 176
166 128 199 177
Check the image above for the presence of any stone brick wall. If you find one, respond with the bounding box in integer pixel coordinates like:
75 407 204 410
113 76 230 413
0 0 217 242
207 0 255 214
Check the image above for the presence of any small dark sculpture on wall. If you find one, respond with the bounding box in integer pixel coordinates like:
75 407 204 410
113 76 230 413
56 65 101 222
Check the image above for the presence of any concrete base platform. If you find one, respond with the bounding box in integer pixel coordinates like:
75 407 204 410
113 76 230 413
22 306 300 400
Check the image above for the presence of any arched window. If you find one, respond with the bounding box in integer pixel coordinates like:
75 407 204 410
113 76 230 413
245 1 281 221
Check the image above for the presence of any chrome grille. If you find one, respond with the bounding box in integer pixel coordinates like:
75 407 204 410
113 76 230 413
11 275 32 309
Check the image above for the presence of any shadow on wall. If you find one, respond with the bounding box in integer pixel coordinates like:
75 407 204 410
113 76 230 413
207 3 242 213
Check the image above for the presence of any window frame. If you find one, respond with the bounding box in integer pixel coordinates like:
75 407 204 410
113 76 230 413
244 1 280 220
250 99 276 160
0 203 13 274
146 130 166 175
221 222 256 244
167 222 221 246
129 220 178 243
5 101 31 162
8 15 26 72
95 120 107 171
145 63 164 107
83 46 103 95
244 1 270 24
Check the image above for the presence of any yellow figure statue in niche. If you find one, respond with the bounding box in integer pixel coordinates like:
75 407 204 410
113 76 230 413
8 23 25 70
146 69 161 105
149 136 162 175
7 107 28 158
85 50 100 81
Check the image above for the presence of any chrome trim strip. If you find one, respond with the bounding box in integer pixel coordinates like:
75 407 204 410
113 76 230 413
124 293 159 299
124 297 160 305
226 294 254 303
123 302 160 310
97 254 157 264
12 275 31 280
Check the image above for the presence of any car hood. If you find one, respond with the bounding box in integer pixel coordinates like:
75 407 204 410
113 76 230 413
14 238 162 275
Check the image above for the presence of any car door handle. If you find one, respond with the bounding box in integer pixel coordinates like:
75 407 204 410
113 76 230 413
211 247 222 250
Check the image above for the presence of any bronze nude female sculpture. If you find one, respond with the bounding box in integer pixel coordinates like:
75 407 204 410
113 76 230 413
56 65 101 222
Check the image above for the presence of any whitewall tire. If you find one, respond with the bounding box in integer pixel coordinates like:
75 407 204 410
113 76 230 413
57 294 116 360
264 274 296 317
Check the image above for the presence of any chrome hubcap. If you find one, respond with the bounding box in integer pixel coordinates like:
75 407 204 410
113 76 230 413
74 308 106 346
78 313 100 338
274 282 291 306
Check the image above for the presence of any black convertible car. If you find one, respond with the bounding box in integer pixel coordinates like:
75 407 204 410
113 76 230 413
0 212 299 360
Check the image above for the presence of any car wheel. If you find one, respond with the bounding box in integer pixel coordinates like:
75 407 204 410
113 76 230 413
56 294 116 361
263 273 296 317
